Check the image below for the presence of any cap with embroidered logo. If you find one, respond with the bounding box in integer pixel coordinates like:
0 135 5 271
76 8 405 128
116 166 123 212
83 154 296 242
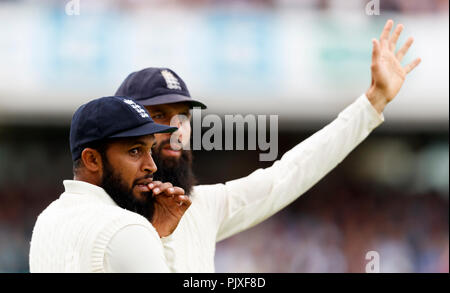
69 96 177 161
115 67 207 109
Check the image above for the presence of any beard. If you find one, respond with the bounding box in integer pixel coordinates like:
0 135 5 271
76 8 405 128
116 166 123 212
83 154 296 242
152 139 197 196
100 157 155 220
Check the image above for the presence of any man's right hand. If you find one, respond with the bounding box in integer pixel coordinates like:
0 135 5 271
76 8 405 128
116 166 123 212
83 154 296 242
147 181 191 238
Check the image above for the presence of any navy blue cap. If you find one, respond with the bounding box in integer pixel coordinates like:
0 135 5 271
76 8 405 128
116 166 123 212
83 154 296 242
115 67 207 109
70 96 177 161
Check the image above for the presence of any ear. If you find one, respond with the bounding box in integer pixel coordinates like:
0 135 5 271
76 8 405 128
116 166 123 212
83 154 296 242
80 148 103 173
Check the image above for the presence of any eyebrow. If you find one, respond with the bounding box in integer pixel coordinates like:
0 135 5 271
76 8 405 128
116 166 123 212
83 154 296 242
130 140 147 146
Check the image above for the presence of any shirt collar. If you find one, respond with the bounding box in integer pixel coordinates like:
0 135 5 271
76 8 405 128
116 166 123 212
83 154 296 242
62 180 118 207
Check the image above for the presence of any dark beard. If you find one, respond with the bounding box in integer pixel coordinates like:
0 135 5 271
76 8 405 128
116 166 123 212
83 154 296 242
100 157 155 220
152 140 197 196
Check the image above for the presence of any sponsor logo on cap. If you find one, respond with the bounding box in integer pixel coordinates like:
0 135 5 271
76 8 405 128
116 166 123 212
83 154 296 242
161 70 182 90
123 99 150 118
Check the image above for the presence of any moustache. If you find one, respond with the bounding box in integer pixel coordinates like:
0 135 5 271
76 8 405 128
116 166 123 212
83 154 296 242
133 175 154 187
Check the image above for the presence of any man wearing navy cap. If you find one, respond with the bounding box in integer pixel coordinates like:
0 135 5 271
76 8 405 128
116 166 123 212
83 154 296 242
115 20 421 272
116 68 204 196
29 96 191 272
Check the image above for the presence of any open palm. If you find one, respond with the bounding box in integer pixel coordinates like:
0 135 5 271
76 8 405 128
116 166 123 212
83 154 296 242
367 20 421 112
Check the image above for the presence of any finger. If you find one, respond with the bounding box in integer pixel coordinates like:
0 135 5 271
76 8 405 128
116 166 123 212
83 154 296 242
404 57 421 74
176 195 192 207
371 38 380 65
159 186 184 197
148 181 162 189
171 187 185 196
160 186 184 195
389 24 403 52
149 181 167 195
396 37 414 62
379 19 394 48
154 182 174 195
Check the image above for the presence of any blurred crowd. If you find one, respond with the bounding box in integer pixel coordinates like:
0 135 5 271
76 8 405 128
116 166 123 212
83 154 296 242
216 181 449 273
118 0 450 13
2 0 448 14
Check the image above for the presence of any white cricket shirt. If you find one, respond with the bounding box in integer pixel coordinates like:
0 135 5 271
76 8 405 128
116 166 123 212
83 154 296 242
29 180 169 273
161 94 384 272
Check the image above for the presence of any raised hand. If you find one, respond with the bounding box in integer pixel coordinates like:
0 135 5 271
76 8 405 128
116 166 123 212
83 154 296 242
366 19 421 114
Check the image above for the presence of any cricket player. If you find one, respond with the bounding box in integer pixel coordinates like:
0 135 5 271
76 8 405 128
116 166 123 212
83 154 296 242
29 96 191 272
115 20 421 273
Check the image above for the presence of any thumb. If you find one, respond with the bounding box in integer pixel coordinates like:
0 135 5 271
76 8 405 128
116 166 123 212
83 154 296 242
178 195 192 209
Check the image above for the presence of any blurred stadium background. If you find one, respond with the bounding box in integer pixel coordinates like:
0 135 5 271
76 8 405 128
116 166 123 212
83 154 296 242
0 0 448 273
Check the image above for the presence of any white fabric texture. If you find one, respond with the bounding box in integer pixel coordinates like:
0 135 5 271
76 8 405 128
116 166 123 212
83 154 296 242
29 180 167 273
103 225 169 273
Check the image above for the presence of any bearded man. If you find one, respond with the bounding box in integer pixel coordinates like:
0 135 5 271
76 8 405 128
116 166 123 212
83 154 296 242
115 20 421 272
29 96 190 272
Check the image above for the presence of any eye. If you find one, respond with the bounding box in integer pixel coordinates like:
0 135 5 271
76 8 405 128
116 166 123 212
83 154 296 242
152 113 164 120
129 148 140 156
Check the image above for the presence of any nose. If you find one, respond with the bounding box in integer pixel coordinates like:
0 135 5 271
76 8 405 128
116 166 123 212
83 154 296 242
142 152 157 174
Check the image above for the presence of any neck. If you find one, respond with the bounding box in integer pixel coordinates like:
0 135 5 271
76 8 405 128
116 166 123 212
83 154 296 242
74 171 101 187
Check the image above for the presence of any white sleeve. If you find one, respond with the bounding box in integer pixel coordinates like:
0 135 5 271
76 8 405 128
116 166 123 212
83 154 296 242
194 94 384 242
103 224 170 273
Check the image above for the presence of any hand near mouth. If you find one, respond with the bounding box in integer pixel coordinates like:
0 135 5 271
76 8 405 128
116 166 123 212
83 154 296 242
147 181 191 238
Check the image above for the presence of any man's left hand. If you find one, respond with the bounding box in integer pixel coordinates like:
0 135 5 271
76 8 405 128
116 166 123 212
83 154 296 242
366 19 421 114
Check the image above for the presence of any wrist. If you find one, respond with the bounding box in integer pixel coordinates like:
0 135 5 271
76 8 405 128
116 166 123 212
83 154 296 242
151 219 177 238
151 218 172 238
366 87 388 115
158 230 171 238
155 225 172 238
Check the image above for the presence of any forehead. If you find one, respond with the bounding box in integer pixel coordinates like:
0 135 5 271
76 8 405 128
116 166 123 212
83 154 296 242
108 134 155 148
145 102 190 113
